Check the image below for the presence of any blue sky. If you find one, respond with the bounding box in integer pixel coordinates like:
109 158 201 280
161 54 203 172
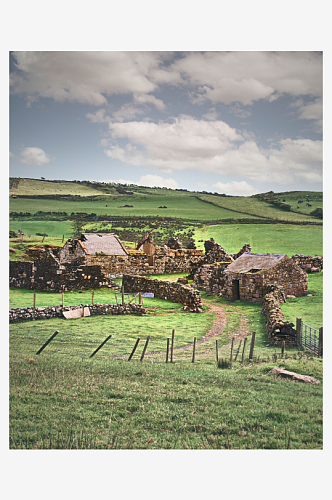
9 51 323 195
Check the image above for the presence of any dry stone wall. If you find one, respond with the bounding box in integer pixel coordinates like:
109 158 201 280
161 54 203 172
291 254 323 272
261 287 297 345
122 274 203 312
9 302 146 323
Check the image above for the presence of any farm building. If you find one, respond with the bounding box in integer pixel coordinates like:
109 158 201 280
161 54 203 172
198 252 308 303
58 233 128 264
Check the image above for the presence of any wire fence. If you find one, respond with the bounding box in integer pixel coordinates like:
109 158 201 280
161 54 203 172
301 322 321 357
9 324 254 363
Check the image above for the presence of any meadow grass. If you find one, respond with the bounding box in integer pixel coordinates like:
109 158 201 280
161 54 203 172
197 193 319 222
9 275 323 450
10 193 259 220
10 178 103 196
194 223 323 256
9 352 323 449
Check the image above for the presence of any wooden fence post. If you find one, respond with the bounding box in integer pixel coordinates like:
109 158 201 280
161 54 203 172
92 290 94 305
318 327 323 358
241 338 247 363
128 338 140 361
234 340 242 362
296 317 302 348
171 329 175 363
33 293 36 309
192 337 197 363
230 337 235 362
36 330 59 355
249 331 256 360
121 286 125 305
140 336 151 362
216 340 219 362
281 340 285 358
89 335 112 358
139 292 142 305
166 338 170 363
62 234 64 243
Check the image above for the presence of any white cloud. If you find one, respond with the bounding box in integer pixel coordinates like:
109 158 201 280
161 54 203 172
11 52 322 112
101 116 322 186
202 107 218 121
10 51 163 106
138 175 178 189
213 181 260 196
18 147 54 166
167 51 322 105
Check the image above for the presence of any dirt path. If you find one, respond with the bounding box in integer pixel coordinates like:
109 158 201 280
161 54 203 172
147 299 249 356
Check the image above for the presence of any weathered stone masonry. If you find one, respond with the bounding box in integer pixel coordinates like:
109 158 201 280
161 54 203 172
261 287 297 345
9 302 146 323
122 274 203 312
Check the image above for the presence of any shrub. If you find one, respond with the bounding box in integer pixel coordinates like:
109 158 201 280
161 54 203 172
217 359 232 369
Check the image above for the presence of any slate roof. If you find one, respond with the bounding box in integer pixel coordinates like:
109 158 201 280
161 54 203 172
78 233 128 256
225 252 286 273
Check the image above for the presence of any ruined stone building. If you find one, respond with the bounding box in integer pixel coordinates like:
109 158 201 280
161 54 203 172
195 252 308 303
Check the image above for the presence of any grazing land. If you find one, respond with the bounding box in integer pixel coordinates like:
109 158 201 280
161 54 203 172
9 179 323 449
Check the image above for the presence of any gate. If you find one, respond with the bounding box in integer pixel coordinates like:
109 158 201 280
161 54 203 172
296 318 323 357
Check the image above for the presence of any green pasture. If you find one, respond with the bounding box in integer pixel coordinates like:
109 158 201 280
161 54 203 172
281 273 323 330
197 193 320 222
10 178 104 196
9 345 322 449
10 192 260 221
9 221 73 240
9 274 323 450
194 223 323 256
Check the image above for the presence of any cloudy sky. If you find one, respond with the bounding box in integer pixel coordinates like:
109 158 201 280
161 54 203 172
9 51 323 195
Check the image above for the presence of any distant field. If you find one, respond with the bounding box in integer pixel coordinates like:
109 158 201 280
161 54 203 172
10 193 260 221
194 223 323 256
10 221 73 239
197 194 319 223
10 178 104 196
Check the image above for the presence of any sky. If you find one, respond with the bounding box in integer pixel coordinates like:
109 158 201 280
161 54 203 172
9 51 323 196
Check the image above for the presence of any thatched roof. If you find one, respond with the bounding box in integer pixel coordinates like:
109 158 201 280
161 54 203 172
225 252 286 273
79 233 128 256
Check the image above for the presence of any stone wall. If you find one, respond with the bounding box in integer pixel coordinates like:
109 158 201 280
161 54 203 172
122 274 203 312
9 261 34 288
9 302 146 323
261 287 297 345
203 239 234 264
291 254 323 272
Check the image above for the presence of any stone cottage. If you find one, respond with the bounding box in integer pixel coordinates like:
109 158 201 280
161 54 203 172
201 252 308 303
58 233 128 264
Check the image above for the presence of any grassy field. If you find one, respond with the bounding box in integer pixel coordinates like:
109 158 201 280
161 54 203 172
197 192 321 222
8 179 324 450
10 192 261 221
194 223 323 256
9 347 322 449
9 270 323 450
10 178 105 196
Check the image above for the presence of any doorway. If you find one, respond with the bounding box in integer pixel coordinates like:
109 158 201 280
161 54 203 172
232 279 240 300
